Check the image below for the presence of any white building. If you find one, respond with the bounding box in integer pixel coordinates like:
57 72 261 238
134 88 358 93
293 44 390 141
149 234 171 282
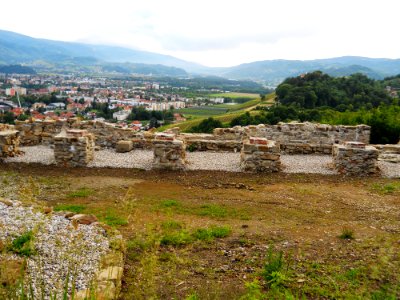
113 110 130 121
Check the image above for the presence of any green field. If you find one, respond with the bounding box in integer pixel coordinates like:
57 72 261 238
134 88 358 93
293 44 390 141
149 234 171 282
160 93 275 132
210 92 260 99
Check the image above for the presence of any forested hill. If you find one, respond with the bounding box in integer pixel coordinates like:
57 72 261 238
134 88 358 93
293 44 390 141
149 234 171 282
229 71 399 144
275 71 391 111
0 65 36 74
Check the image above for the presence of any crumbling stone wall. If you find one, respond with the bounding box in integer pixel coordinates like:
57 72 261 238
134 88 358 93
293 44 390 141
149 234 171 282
214 122 371 151
11 119 372 154
0 124 20 158
240 137 281 172
332 142 379 176
54 129 95 167
152 133 186 170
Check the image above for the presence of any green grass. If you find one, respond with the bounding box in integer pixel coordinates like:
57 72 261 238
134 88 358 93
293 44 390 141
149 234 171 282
160 230 193 246
371 182 400 195
192 226 231 241
7 231 35 257
102 210 128 226
160 199 180 208
198 204 228 218
66 187 94 198
157 92 276 132
210 92 259 99
161 220 184 230
160 225 231 246
180 106 229 117
54 204 86 213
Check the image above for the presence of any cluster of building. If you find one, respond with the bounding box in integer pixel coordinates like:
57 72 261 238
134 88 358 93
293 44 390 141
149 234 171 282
0 74 201 129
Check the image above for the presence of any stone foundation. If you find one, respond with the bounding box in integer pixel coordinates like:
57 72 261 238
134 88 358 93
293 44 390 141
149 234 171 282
333 141 379 176
152 133 186 170
0 124 21 158
12 120 372 154
240 137 281 172
54 129 95 167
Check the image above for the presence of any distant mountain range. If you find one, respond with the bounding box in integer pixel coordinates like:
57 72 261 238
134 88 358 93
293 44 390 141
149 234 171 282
1 29 400 83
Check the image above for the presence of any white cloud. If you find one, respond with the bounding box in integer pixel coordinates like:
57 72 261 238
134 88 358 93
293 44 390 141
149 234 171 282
0 0 399 66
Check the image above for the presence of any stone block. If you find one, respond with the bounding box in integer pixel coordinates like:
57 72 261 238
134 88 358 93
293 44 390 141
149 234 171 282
116 140 133 153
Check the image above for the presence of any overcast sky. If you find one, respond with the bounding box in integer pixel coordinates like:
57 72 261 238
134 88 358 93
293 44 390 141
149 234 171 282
1 0 399 67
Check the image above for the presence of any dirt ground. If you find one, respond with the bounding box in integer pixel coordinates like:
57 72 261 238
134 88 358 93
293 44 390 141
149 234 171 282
1 163 399 299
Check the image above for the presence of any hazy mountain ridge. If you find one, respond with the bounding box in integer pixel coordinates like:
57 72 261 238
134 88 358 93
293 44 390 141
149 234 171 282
219 57 400 84
1 29 400 82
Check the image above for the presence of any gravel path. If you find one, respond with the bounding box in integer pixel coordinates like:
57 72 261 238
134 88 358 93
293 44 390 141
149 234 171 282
0 200 109 299
4 146 398 177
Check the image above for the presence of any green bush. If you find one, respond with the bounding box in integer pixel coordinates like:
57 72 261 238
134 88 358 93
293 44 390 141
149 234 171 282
190 117 223 133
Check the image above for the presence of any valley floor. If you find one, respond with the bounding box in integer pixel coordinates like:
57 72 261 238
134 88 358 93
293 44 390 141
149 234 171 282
0 165 399 299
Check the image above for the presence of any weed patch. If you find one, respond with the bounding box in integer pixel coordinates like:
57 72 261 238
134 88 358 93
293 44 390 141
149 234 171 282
66 188 94 198
262 247 289 288
193 226 231 241
198 204 228 218
339 228 355 240
54 204 86 213
103 210 128 226
7 231 35 257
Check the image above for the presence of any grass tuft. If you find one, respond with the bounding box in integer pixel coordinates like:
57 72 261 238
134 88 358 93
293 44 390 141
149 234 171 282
339 227 355 240
198 204 228 218
54 204 86 213
66 187 94 198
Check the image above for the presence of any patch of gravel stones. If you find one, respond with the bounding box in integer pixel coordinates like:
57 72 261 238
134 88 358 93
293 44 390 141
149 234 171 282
281 154 337 175
0 200 109 299
377 161 400 178
5 146 55 165
186 151 241 172
87 148 153 169
3 146 398 177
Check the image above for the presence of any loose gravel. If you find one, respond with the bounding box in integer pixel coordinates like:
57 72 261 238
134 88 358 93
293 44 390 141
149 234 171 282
88 148 153 170
281 154 337 175
0 200 109 299
4 146 398 177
